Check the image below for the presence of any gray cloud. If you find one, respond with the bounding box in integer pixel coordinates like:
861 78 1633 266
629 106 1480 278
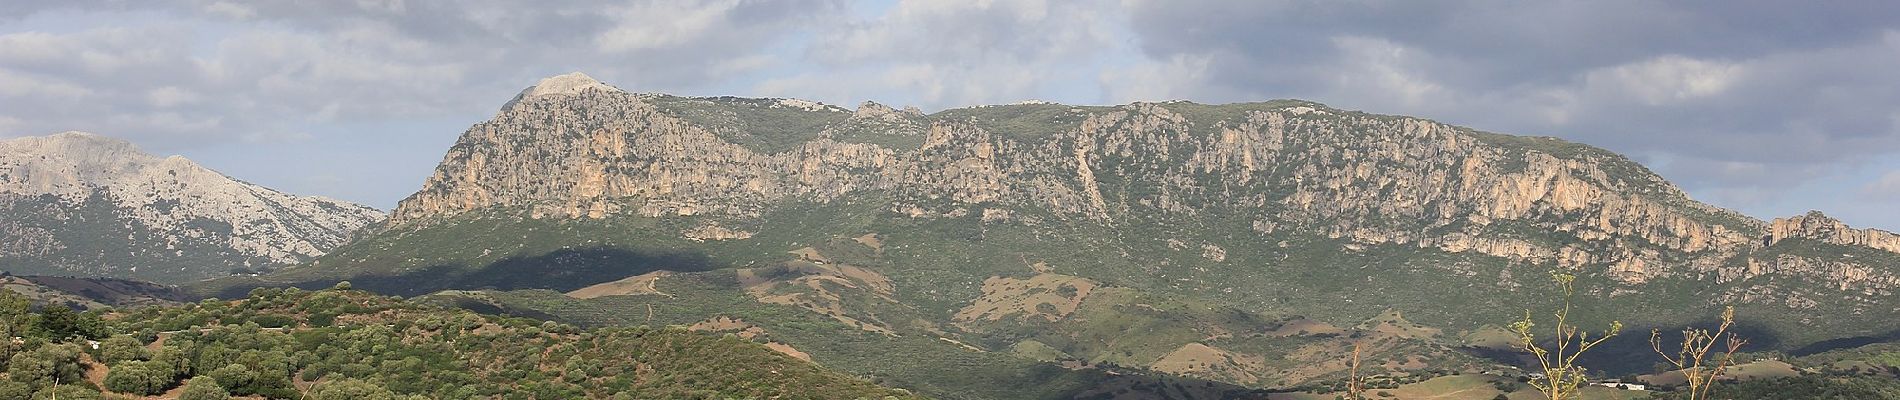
0 0 848 208
755 0 1122 109
3 0 1898 229
1115 0 1900 224
0 0 840 146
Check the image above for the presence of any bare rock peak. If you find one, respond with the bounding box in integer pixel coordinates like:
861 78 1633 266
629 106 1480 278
524 72 621 97
3 131 153 165
2 130 387 281
1769 209 1900 253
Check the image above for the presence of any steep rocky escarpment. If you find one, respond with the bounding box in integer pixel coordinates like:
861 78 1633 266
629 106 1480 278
0 132 384 282
387 73 1875 292
272 72 1900 397
1769 210 1900 254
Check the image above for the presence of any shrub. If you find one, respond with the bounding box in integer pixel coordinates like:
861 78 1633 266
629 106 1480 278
97 336 150 363
207 364 256 393
6 343 85 389
104 360 176 395
32 384 101 400
307 378 398 400
178 377 231 400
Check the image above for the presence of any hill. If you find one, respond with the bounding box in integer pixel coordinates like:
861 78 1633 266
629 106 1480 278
0 132 385 282
200 72 1900 398
0 273 188 309
0 284 922 399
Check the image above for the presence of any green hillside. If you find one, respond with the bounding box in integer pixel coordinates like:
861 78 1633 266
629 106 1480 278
0 285 920 399
192 91 1900 399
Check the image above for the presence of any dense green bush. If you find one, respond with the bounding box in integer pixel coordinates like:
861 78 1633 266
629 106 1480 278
95 335 149 363
4 343 84 389
0 284 918 399
103 360 175 395
178 377 231 400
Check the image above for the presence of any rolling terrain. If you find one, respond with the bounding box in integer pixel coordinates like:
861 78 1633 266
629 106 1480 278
198 72 1900 399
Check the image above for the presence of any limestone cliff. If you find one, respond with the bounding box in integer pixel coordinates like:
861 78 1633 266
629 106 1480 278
388 73 1893 293
1768 210 1900 254
0 132 385 282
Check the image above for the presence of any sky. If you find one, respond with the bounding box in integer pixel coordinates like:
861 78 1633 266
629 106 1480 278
2 0 1899 230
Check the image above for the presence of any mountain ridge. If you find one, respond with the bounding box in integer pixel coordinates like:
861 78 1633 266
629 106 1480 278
382 80 1866 288
0 131 386 282
209 73 1900 398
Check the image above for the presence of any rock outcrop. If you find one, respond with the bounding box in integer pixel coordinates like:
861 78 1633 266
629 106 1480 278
1768 210 1900 254
387 73 1898 294
0 132 385 282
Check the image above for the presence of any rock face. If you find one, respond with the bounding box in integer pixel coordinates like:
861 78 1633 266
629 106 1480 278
389 74 1900 293
256 73 1900 395
0 132 384 282
1768 210 1900 254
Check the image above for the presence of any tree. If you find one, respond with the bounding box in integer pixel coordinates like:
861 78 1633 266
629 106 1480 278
5 344 85 390
307 378 398 400
0 381 30 400
1650 305 1748 400
96 336 149 363
206 364 256 394
0 291 31 340
103 360 175 395
32 307 103 340
1509 272 1622 400
32 384 102 400
178 377 231 400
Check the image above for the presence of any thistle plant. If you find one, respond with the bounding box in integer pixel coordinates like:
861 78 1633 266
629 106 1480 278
1650 305 1748 400
1510 272 1622 400
1345 342 1364 400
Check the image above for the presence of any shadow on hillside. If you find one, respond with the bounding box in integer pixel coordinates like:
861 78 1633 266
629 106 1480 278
1789 329 1900 356
1462 318 1792 377
210 246 717 298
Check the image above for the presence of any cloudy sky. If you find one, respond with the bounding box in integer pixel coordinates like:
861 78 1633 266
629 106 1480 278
3 0 1899 229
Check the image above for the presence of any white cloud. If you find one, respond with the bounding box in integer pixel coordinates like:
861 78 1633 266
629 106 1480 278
1862 171 1900 200
595 0 744 53
1099 53 1211 103
146 86 203 107
1325 36 1452 110
757 0 1123 110
1581 55 1743 106
0 70 94 99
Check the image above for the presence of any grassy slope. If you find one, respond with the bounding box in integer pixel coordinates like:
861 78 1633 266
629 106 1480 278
104 286 921 399
190 99 1900 396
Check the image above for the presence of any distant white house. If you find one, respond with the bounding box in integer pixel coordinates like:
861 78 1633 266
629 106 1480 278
1590 381 1647 391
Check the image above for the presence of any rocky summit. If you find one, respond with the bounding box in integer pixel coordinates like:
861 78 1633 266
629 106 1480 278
390 73 1895 295
0 132 384 283
214 73 1900 399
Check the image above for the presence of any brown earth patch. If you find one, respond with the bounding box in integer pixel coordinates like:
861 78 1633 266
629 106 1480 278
1149 343 1268 385
1265 318 1346 337
738 257 900 336
1361 310 1442 340
788 247 832 263
565 270 672 299
851 233 884 255
764 342 812 362
687 316 768 339
953 273 1098 322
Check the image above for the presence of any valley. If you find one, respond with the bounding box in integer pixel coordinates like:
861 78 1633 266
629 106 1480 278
163 73 1900 398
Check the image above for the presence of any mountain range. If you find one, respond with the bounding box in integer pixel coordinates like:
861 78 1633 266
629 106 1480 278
0 132 384 283
6 72 1898 399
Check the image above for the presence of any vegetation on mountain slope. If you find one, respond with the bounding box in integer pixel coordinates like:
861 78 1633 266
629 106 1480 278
0 132 384 283
0 285 920 399
191 77 1900 398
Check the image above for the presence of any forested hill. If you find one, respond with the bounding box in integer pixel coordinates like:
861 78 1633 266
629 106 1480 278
0 284 920 399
